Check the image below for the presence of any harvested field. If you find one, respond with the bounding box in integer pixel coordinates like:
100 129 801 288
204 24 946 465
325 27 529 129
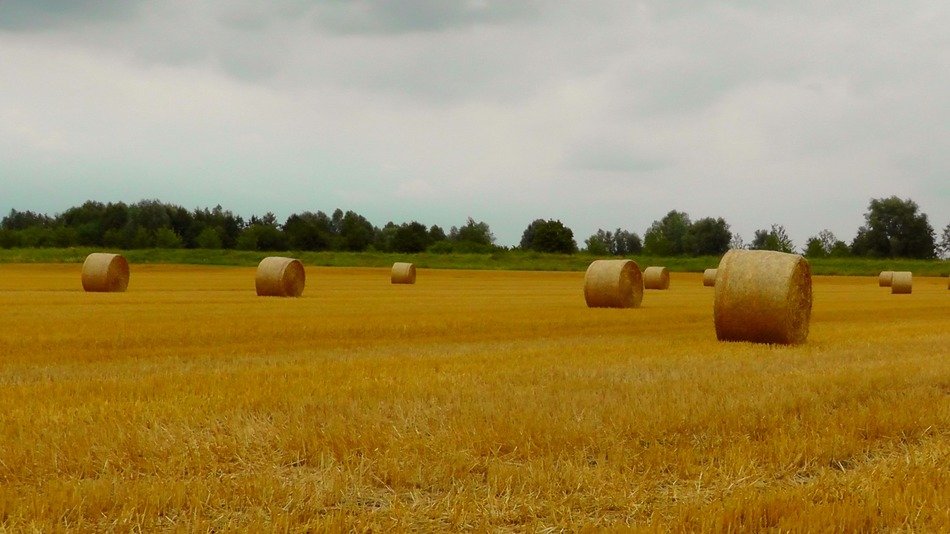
0 264 947 531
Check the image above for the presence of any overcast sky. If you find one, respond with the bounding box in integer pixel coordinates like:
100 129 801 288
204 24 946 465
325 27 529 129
2 1 948 248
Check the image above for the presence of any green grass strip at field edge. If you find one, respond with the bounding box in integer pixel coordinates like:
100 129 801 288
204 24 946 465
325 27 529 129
0 248 947 277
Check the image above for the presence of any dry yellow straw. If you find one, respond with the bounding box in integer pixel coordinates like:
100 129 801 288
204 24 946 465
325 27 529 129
714 249 812 344
878 271 894 287
703 268 717 287
81 253 130 292
255 257 306 297
643 266 670 290
391 262 417 284
890 271 912 294
584 259 643 308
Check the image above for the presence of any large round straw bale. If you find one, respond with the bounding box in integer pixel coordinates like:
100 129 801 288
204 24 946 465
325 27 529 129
878 271 894 287
713 249 812 345
643 266 670 290
584 259 643 308
890 271 912 294
703 268 717 287
391 262 416 284
81 253 130 292
255 257 305 297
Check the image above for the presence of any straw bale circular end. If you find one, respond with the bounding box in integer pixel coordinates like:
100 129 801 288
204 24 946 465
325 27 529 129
890 271 912 294
713 249 812 345
584 259 643 308
256 257 305 297
703 268 717 287
878 271 894 287
81 253 130 292
391 262 417 284
643 266 670 290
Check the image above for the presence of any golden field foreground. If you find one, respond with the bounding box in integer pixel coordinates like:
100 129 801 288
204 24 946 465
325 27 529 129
0 264 947 531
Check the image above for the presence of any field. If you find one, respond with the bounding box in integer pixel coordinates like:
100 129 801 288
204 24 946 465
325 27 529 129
0 263 948 531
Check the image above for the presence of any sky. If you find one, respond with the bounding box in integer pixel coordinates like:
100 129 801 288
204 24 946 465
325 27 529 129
1 1 948 248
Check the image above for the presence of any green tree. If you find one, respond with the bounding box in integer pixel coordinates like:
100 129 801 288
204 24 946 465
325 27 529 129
935 222 949 259
850 196 936 258
750 224 794 253
584 231 610 255
520 219 577 254
584 228 641 255
283 212 333 251
154 228 183 248
429 225 447 243
195 227 223 249
687 217 731 256
338 211 375 251
450 217 494 246
643 211 691 256
392 222 431 253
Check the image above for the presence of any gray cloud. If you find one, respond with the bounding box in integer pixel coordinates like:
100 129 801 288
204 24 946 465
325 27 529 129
312 1 541 35
1 1 948 248
0 0 138 30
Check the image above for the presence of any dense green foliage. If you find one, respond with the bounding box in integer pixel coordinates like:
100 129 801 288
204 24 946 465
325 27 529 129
1 195 944 259
850 197 937 258
519 219 577 254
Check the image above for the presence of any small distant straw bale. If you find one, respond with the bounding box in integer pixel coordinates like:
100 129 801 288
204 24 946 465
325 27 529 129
703 268 717 287
81 253 130 293
584 259 643 308
643 266 670 290
878 271 894 287
890 271 912 294
391 262 416 284
714 249 812 345
255 257 305 297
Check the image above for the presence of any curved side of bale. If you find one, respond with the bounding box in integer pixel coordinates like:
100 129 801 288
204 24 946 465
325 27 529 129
878 271 894 287
256 257 306 297
714 249 812 345
391 262 417 284
81 253 130 292
643 266 670 290
890 271 912 294
584 259 643 308
703 269 717 287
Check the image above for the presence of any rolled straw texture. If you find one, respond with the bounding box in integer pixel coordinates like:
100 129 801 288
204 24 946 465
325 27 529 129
643 266 670 290
878 271 894 287
81 253 130 292
703 269 717 287
584 259 643 308
714 249 812 345
890 271 912 294
391 262 417 284
255 257 305 297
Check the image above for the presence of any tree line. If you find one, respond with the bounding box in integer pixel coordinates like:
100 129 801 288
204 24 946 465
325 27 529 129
1 196 947 259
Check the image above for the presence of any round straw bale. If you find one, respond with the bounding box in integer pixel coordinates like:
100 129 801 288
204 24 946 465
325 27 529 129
643 266 670 290
81 253 130 292
703 268 717 287
391 262 416 284
878 271 894 287
584 259 643 308
714 249 812 345
890 271 912 294
255 257 305 297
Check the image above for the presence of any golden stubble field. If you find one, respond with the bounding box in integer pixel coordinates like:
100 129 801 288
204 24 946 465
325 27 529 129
0 263 947 531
